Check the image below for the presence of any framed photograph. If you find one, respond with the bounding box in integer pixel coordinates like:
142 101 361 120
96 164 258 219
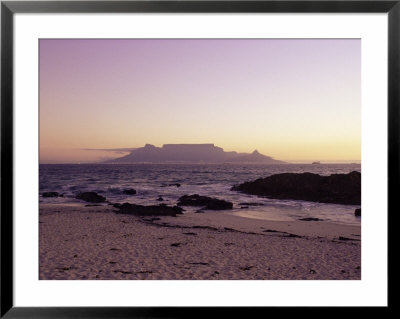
1 0 396 317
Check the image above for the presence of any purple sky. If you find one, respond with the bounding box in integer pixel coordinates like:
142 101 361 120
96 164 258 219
40 39 360 163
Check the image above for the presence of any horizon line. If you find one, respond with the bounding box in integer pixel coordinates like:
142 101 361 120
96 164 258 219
39 160 361 165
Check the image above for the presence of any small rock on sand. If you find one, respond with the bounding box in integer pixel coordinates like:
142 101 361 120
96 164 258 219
114 203 183 217
76 192 106 203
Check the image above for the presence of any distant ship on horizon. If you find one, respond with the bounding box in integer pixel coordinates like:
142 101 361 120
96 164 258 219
312 161 321 164
104 143 286 164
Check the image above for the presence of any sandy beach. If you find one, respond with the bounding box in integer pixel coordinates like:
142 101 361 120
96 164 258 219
39 203 361 280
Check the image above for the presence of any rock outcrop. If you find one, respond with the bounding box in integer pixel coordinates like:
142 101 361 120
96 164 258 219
75 192 106 203
113 203 183 217
42 192 62 198
177 194 233 210
231 171 361 205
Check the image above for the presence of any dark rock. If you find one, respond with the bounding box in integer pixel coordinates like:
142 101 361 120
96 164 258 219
338 236 353 241
169 183 181 187
239 266 254 271
355 208 361 216
298 217 323 221
137 270 153 274
239 202 264 206
170 243 182 247
123 188 137 195
142 217 161 222
177 194 233 210
113 270 132 274
114 203 184 217
42 192 61 198
231 171 361 205
192 225 219 231
157 196 164 201
284 233 302 238
75 192 106 203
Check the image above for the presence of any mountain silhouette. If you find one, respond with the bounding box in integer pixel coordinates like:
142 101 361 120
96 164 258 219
105 144 285 164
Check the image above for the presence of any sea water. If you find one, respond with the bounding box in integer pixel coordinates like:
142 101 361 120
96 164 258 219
39 163 361 226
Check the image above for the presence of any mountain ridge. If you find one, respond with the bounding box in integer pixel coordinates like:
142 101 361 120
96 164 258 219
105 143 286 164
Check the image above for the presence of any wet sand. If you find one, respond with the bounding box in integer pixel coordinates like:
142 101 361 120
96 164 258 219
39 204 361 280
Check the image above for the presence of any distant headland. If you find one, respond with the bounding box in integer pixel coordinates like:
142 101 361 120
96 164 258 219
104 144 286 164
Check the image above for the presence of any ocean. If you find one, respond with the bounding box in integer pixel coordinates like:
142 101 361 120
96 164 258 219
39 163 361 226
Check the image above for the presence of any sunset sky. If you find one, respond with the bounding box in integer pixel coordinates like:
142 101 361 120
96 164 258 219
39 39 360 163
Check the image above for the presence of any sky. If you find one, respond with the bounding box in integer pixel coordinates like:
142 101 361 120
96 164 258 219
39 39 361 163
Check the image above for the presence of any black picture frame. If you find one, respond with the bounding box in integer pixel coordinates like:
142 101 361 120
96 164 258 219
1 0 396 317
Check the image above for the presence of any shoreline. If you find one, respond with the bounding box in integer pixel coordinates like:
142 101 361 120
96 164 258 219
39 203 361 280
40 202 361 239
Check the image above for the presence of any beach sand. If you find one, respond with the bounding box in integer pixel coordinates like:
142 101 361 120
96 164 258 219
39 204 361 280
